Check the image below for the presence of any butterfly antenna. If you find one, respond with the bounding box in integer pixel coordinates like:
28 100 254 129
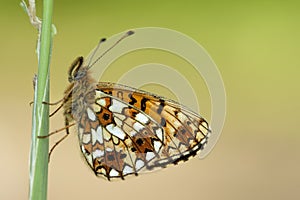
87 38 107 67
87 30 135 70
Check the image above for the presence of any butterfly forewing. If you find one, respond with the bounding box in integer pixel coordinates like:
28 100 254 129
75 81 210 180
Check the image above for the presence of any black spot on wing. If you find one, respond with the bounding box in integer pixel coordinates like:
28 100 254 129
128 93 137 105
157 99 165 114
160 117 166 127
141 97 148 112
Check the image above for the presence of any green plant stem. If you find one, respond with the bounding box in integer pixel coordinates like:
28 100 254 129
29 0 54 199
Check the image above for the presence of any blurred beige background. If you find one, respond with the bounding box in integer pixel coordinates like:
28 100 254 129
1 0 299 199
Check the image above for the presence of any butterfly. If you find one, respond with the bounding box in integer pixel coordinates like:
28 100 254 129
46 30 211 180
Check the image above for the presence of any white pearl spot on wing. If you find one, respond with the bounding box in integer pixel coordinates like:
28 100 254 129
183 150 192 156
157 159 167 165
133 122 144 131
153 140 162 152
97 98 106 107
123 165 134 175
110 99 127 113
92 149 104 158
192 145 200 151
82 133 91 144
106 124 126 140
135 113 149 124
200 137 207 145
146 152 155 161
155 128 163 141
135 159 145 170
91 126 103 145
129 130 137 137
87 107 96 121
106 147 113 152
171 154 180 161
109 168 119 177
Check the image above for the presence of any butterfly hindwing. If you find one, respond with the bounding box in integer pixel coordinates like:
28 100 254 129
77 88 166 179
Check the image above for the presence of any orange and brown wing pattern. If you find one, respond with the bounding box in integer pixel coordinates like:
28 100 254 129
78 90 165 180
77 82 210 180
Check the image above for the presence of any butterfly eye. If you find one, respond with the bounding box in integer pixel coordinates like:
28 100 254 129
73 69 87 81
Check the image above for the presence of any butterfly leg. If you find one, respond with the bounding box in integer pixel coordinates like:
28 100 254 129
47 118 74 161
42 88 73 117
38 121 76 162
47 134 69 162
29 98 65 118
49 102 64 117
38 122 75 139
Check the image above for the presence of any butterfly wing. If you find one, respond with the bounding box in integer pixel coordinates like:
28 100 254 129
77 82 210 180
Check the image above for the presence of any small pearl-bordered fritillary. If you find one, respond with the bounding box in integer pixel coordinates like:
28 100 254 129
47 30 211 180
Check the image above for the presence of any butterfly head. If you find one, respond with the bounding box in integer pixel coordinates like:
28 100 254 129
68 56 88 82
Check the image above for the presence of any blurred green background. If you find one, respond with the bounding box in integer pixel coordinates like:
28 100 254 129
1 0 299 199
